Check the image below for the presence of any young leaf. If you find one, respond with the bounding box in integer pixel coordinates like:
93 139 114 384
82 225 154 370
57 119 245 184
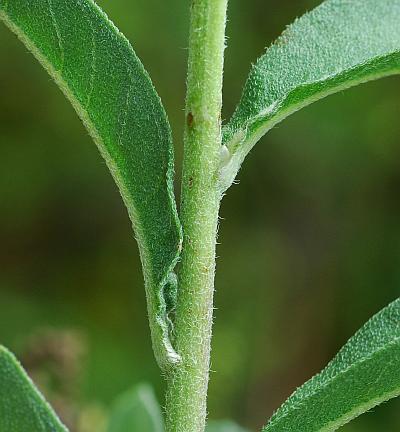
263 297 400 432
107 384 164 432
220 0 400 192
0 0 182 369
206 419 250 432
0 345 68 431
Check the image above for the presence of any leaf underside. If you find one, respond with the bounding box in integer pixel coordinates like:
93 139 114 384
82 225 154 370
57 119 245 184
263 298 400 432
107 384 164 432
0 0 182 369
0 346 68 432
220 0 400 192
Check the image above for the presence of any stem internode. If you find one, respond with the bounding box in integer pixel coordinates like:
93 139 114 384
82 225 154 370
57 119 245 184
165 1 228 431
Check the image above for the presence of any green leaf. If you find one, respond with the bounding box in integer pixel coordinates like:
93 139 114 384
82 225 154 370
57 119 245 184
0 0 182 369
220 0 400 192
107 384 164 432
263 298 400 432
206 419 250 432
0 345 68 431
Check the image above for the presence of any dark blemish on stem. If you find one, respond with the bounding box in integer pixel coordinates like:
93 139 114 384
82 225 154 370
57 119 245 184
188 176 194 188
187 112 194 127
177 238 183 253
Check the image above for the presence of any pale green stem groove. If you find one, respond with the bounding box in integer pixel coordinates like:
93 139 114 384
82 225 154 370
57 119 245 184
164 0 228 431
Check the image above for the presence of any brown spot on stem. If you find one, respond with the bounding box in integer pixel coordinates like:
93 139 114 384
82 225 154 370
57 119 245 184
188 176 194 188
187 112 194 127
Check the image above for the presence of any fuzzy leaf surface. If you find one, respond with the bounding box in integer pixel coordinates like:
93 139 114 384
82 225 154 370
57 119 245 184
0 0 182 369
221 0 400 191
0 345 68 431
263 298 400 432
107 384 164 432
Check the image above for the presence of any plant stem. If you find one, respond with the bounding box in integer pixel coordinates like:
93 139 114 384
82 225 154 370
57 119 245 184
164 0 227 431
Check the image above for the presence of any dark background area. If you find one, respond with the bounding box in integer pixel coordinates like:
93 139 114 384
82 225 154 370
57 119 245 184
1 0 400 430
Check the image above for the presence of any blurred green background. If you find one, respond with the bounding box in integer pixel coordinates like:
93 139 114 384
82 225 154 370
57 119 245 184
1 0 400 430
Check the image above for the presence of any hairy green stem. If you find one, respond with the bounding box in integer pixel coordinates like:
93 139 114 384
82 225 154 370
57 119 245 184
164 0 228 431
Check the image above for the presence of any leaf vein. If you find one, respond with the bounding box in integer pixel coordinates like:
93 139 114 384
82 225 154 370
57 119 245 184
117 79 133 147
86 17 96 108
47 0 64 72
